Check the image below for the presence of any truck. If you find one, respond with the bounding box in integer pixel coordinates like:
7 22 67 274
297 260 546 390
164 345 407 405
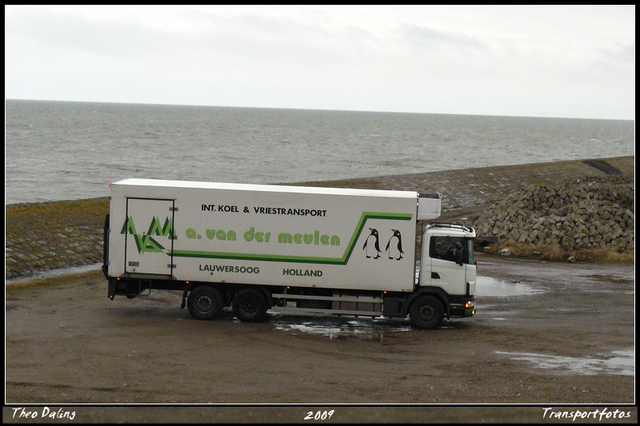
103 178 477 329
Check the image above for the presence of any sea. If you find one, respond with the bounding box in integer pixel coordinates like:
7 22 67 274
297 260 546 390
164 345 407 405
5 99 635 205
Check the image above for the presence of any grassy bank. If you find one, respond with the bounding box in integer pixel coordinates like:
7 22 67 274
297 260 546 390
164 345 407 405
6 198 110 280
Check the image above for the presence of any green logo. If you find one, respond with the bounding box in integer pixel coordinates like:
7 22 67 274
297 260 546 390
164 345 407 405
121 216 175 253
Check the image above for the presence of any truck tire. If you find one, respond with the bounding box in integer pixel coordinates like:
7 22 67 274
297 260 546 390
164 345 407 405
409 295 444 329
232 288 269 322
187 286 223 320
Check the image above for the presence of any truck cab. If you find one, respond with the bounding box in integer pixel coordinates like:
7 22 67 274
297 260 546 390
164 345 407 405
419 222 477 320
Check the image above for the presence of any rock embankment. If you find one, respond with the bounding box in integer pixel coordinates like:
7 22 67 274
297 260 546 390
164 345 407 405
471 175 634 260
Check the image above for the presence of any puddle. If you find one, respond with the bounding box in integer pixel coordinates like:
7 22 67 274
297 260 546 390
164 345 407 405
270 312 411 340
478 276 545 297
496 349 634 376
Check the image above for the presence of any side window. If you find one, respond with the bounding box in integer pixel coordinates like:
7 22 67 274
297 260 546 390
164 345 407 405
467 239 475 265
430 236 464 262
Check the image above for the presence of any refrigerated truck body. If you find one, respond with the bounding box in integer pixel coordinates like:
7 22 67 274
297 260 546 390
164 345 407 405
104 178 477 329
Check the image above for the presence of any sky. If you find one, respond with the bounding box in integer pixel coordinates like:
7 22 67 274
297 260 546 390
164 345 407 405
4 5 635 120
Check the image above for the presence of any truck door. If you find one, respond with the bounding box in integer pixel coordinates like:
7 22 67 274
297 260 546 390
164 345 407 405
123 198 176 276
428 236 469 295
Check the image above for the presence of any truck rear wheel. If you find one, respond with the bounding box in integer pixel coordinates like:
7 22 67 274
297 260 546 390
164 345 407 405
409 295 444 329
233 288 269 322
187 286 223 320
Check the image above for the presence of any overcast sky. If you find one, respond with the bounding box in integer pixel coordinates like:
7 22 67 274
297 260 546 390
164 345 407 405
5 5 635 119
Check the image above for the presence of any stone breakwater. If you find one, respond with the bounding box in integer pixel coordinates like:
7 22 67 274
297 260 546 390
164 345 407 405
5 156 634 280
471 175 634 259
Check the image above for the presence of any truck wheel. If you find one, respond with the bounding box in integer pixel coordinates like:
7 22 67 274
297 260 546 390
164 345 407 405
233 289 268 322
187 286 223 320
409 295 444 329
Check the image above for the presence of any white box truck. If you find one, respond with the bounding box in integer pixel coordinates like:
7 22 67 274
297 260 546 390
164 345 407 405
103 179 477 329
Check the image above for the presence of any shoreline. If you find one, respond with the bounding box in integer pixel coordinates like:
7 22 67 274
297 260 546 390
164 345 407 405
5 263 102 286
5 156 634 280
5 155 634 208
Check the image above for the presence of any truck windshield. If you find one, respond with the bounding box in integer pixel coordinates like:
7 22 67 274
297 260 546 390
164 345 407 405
430 236 474 264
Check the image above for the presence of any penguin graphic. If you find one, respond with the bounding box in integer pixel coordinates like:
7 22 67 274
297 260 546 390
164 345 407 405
385 229 404 260
363 228 381 259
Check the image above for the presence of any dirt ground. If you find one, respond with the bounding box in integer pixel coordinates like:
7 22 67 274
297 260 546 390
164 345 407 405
4 255 636 423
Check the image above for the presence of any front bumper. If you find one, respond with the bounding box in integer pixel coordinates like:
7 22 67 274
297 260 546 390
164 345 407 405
450 299 476 318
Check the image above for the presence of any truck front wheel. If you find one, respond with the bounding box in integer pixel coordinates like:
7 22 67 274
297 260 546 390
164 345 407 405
187 286 223 320
409 295 444 329
233 288 269 322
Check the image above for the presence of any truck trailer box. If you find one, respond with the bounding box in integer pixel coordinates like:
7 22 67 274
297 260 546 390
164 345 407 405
107 179 422 293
